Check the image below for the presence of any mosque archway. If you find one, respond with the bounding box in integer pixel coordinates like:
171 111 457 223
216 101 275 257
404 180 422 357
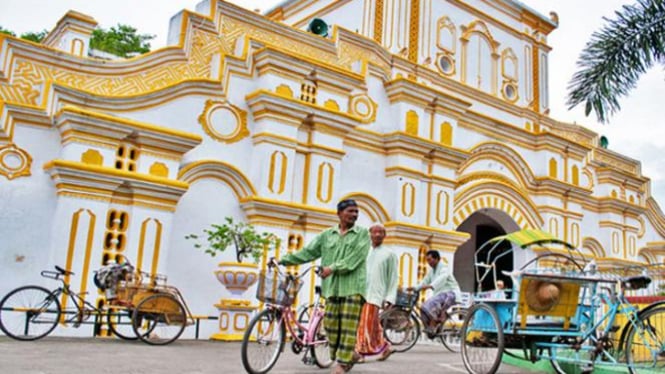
454 208 520 293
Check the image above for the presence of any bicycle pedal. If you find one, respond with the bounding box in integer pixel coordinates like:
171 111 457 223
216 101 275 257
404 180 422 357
302 356 316 365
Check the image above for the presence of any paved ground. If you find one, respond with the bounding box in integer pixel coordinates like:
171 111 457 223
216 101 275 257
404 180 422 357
0 337 540 374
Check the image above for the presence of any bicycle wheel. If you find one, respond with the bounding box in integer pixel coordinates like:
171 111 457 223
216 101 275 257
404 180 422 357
0 285 61 341
381 308 420 353
625 307 665 374
461 303 504 374
106 307 137 340
132 293 186 345
241 308 285 374
440 308 467 352
311 316 333 368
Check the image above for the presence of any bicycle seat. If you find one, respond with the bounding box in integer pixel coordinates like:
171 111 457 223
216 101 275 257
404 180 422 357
621 275 651 290
55 265 75 276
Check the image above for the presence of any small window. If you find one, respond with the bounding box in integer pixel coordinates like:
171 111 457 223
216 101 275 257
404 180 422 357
438 55 454 75
502 82 517 101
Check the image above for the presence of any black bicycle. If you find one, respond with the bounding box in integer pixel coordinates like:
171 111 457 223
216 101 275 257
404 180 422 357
0 265 135 341
380 289 468 353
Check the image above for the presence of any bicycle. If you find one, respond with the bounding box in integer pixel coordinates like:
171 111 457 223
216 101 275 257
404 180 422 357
0 265 135 341
380 288 468 353
240 260 332 374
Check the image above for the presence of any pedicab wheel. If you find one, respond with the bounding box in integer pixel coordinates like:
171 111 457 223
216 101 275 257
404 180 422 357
106 307 138 340
0 285 61 341
131 293 186 345
440 308 467 353
241 308 285 374
461 303 504 374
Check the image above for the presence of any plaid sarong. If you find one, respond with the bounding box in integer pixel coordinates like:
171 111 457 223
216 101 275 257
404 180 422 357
355 303 389 355
324 294 364 364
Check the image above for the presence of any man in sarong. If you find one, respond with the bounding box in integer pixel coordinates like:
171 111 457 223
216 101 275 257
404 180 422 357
354 224 398 362
279 199 370 374
409 250 460 338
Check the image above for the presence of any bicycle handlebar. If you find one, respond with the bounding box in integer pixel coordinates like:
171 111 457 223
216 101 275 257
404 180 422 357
268 258 321 279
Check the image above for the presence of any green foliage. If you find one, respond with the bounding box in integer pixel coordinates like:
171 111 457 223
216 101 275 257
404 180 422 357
0 26 16 37
567 0 665 123
20 30 48 43
90 24 155 58
186 217 279 263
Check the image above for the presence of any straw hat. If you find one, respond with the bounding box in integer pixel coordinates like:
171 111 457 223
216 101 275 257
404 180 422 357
525 279 561 312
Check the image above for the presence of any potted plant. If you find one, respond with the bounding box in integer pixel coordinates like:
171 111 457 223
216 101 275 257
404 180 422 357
186 217 279 295
187 217 279 340
186 217 279 263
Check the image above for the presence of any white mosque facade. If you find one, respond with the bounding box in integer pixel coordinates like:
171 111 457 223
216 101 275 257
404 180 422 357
1 0 664 339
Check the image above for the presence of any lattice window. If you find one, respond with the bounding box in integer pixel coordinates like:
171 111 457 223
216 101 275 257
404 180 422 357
115 144 139 172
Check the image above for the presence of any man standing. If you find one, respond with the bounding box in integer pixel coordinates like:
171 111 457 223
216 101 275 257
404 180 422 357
279 199 369 374
409 250 460 338
354 224 398 362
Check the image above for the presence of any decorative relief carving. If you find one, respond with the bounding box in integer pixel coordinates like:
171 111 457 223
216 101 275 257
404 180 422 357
149 162 169 177
0 143 32 180
348 94 377 124
198 99 249 143
81 149 103 165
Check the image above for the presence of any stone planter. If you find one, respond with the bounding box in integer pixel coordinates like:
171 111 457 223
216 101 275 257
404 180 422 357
210 262 259 341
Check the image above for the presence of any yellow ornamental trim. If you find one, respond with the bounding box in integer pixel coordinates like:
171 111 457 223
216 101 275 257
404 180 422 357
81 149 103 166
0 143 32 180
348 94 378 124
198 99 249 144
149 162 169 178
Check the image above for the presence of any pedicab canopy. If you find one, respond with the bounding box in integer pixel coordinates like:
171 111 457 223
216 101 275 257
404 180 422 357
487 229 575 250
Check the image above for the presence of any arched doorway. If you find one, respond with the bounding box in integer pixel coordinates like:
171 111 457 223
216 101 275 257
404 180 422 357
454 208 520 293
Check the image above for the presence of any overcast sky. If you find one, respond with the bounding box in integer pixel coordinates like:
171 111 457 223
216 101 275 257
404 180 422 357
1 0 663 206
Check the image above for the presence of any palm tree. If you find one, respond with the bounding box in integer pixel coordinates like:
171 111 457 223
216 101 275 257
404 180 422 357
567 0 665 123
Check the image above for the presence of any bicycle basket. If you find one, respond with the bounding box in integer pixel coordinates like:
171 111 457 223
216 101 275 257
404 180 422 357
395 289 418 307
256 270 303 306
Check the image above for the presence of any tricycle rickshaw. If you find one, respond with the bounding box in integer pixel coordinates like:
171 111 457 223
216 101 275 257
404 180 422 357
461 229 665 374
0 257 194 345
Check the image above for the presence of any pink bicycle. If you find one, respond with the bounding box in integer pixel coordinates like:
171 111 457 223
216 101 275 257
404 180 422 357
241 261 332 374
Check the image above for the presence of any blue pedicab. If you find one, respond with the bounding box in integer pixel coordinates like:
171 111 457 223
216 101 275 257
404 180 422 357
460 229 665 374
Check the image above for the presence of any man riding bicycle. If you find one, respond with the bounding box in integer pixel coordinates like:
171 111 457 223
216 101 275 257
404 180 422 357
407 250 460 339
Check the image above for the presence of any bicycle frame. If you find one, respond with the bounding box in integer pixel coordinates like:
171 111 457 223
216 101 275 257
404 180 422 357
536 281 652 367
266 264 327 349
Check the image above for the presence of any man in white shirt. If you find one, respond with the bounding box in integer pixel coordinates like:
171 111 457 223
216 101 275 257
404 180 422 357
354 224 398 362
408 250 460 338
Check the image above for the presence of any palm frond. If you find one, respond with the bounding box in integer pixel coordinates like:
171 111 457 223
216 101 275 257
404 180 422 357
567 0 665 123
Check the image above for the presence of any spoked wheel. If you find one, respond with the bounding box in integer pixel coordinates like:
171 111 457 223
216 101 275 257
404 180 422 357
461 303 504 374
0 286 61 341
440 308 467 353
311 316 333 368
241 308 285 374
131 293 186 345
106 307 137 340
381 308 420 353
625 307 665 374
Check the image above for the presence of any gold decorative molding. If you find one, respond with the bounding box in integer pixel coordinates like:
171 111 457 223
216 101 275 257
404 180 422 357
198 99 249 144
374 0 384 44
149 162 169 178
81 149 103 166
0 143 32 180
348 94 377 123
408 0 421 63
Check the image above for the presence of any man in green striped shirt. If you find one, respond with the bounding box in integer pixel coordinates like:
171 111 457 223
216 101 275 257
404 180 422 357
279 199 370 374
